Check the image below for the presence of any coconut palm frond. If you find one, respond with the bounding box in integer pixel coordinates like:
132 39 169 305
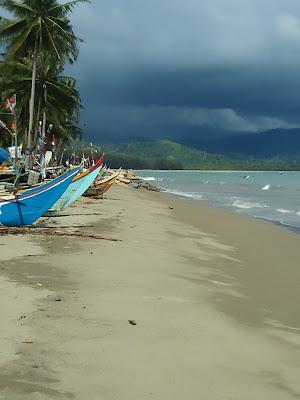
48 0 90 14
0 0 88 145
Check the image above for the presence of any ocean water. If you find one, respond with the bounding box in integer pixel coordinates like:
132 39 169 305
136 170 300 231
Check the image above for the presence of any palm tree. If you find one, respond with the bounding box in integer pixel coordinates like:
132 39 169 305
0 101 14 148
35 53 82 146
0 53 82 146
0 0 89 148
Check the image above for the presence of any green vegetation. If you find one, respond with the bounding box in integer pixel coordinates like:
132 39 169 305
66 140 299 170
0 0 87 148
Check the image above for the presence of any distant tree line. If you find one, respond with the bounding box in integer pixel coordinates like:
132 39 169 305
61 140 300 171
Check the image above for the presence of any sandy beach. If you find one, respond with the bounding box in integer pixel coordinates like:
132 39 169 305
0 183 300 399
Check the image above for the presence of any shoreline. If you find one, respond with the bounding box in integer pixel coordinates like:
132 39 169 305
1 184 300 399
159 188 300 236
134 170 300 235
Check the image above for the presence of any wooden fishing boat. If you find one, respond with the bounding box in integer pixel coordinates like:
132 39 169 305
83 170 119 198
0 168 79 227
83 180 114 198
94 169 120 187
0 151 15 182
46 154 105 213
0 168 15 183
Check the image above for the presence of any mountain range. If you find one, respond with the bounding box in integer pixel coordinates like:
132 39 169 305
97 140 297 170
94 128 300 160
176 128 300 160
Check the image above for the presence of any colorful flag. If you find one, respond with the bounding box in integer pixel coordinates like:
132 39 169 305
6 95 16 115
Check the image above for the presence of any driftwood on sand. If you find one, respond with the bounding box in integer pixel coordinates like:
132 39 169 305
0 226 122 242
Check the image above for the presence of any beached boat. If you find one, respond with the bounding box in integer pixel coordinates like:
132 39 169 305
46 154 105 213
0 168 79 227
83 170 119 198
83 180 112 198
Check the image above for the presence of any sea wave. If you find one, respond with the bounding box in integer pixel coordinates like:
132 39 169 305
252 215 300 231
262 184 284 191
276 208 293 214
142 177 156 181
262 184 271 190
163 189 204 201
232 200 269 209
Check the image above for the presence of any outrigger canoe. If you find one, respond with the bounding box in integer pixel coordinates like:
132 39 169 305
0 168 79 227
47 154 105 213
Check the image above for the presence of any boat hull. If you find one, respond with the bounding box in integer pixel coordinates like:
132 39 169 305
83 171 119 198
83 181 114 198
0 169 79 227
49 156 105 212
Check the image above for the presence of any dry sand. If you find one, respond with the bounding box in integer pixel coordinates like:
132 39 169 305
0 184 300 399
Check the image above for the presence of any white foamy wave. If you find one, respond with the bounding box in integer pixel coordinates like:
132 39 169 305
232 200 268 209
276 208 293 214
296 212 300 216
142 177 156 181
262 184 284 191
164 189 204 201
262 184 271 190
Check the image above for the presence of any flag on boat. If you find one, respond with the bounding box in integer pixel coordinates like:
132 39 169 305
5 95 16 115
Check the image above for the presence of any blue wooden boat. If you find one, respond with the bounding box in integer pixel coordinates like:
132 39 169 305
0 168 79 227
48 154 105 213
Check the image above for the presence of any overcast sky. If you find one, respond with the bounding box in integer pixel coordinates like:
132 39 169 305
25 1 300 140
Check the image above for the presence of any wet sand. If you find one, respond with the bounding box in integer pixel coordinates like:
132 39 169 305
0 184 300 399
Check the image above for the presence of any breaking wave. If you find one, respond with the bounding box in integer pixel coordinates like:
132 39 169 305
163 189 204 201
262 184 271 190
261 184 285 191
232 200 269 209
276 208 293 214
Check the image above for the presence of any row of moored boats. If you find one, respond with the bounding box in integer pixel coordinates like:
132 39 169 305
0 150 119 227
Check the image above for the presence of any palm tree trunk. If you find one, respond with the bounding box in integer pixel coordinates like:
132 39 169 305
42 84 47 154
42 110 46 146
28 39 38 148
33 98 42 148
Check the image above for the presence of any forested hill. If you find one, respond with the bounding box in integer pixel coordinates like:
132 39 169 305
93 140 298 170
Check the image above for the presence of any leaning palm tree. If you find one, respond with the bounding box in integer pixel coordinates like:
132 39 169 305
0 0 89 148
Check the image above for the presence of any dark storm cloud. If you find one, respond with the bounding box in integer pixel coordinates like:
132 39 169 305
67 0 300 140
